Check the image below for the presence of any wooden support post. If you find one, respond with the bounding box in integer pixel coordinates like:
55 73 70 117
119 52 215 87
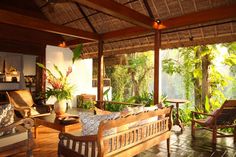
36 49 46 100
154 30 161 107
97 40 104 109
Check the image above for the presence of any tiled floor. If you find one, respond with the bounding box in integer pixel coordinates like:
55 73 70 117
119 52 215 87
140 126 236 157
14 125 236 157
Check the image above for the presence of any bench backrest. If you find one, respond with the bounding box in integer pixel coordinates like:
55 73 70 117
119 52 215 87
97 107 173 157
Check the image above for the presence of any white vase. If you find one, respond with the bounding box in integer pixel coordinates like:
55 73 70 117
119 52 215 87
54 100 67 116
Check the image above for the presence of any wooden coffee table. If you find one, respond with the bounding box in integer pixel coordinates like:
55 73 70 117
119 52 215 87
34 113 81 138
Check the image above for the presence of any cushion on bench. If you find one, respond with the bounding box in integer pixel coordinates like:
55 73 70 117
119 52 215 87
79 112 120 136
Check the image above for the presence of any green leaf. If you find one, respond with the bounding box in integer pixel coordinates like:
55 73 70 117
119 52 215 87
205 96 210 112
103 88 110 96
193 69 202 78
36 63 55 79
53 65 63 79
72 44 83 63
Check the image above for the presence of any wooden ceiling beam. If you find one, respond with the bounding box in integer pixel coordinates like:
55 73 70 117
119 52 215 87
0 39 45 56
74 0 156 29
65 38 93 46
0 24 61 46
0 9 99 40
75 3 97 33
157 4 236 30
101 26 152 40
100 4 236 40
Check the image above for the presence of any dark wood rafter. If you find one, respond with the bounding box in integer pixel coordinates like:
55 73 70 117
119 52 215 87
81 33 236 59
157 4 236 30
102 26 151 41
0 3 46 19
101 5 236 40
0 39 46 55
75 2 97 33
60 0 139 26
97 40 104 109
0 24 61 46
65 38 94 46
143 0 154 19
74 0 156 29
104 20 236 44
67 4 236 45
0 9 99 40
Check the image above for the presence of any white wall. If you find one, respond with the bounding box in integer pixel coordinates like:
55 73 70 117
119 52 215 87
46 45 97 107
23 55 36 75
0 52 25 89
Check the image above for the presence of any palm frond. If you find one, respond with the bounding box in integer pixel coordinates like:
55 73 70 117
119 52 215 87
72 44 83 63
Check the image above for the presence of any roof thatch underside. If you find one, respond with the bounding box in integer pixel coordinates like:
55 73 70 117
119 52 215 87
34 0 236 58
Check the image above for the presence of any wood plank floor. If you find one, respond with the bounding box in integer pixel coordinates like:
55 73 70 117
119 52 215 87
14 126 236 157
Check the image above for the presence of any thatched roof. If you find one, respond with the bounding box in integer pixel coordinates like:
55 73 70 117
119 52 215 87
1 0 235 57
33 0 236 58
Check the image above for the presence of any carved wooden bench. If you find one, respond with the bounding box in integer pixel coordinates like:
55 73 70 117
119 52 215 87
58 106 173 157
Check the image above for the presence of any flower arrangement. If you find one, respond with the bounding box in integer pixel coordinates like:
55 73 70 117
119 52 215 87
37 44 82 102
37 63 74 101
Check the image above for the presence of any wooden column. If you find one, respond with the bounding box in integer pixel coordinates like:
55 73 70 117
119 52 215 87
36 49 46 102
97 40 104 109
154 30 161 107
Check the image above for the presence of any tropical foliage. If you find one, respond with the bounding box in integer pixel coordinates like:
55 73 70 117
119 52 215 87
162 44 236 127
36 44 83 102
37 63 73 101
106 52 153 102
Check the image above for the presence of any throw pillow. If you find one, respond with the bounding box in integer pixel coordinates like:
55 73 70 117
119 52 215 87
0 103 15 136
79 112 120 136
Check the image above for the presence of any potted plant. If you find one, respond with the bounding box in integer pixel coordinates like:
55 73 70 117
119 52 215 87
36 44 83 116
37 63 73 116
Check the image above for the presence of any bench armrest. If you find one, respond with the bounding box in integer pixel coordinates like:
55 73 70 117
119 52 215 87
0 118 34 132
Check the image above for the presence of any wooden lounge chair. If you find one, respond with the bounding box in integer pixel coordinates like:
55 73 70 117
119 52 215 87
191 100 236 144
6 90 52 118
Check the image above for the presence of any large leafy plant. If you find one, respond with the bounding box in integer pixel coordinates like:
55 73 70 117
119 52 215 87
36 43 83 101
37 63 73 101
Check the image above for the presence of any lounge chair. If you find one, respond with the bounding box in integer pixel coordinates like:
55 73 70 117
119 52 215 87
6 90 52 118
191 100 236 144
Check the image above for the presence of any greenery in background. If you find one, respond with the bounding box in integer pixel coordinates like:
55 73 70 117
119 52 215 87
79 100 96 110
106 52 153 103
105 102 126 112
127 91 154 106
223 42 236 98
162 43 236 126
105 43 236 125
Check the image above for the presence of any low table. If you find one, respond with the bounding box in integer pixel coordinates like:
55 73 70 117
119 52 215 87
34 113 81 138
166 99 188 132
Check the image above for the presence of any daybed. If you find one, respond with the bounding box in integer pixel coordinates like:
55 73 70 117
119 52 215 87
58 106 173 157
